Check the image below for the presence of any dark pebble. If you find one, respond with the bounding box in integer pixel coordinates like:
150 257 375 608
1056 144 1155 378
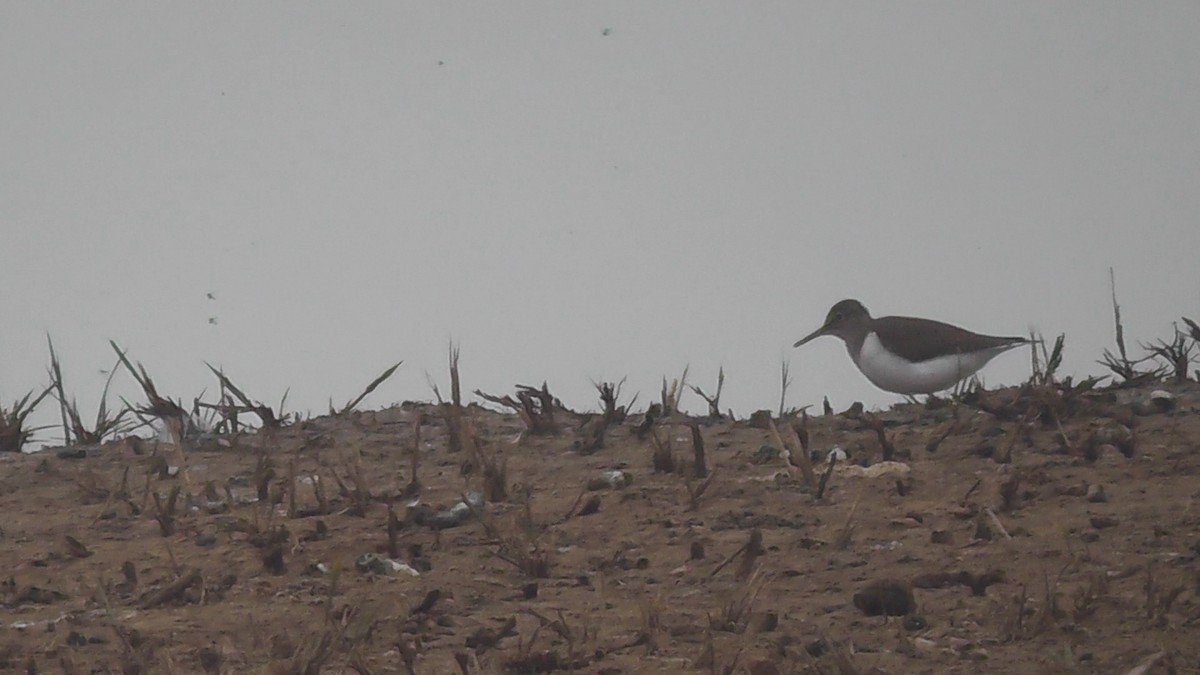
805 639 829 657
853 579 916 617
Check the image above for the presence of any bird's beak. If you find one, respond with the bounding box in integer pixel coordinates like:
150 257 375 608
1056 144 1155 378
793 325 828 348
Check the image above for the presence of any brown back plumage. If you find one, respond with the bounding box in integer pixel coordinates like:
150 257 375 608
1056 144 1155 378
871 315 1026 363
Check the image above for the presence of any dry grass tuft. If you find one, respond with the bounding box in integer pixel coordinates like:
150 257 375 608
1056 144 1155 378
461 416 508 502
660 365 690 417
475 382 562 435
689 366 726 420
110 340 188 434
711 566 770 633
1098 269 1164 385
1145 325 1196 383
649 426 678 474
0 385 54 453
466 494 551 579
336 361 403 416
200 363 288 431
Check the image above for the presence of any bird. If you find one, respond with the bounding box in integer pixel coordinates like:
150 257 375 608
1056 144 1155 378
793 299 1027 395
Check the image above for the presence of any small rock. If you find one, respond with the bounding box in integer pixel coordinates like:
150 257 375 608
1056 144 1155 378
930 530 953 545
1085 484 1107 503
355 553 419 577
1089 515 1119 529
576 495 601 516
586 470 631 491
837 461 911 479
853 578 916 616
302 562 330 576
902 614 928 631
418 492 485 530
751 445 781 465
1132 390 1175 416
749 611 779 633
1150 389 1176 411
1088 424 1135 458
805 639 829 657
913 637 937 652
964 647 990 661
747 410 773 429
1060 482 1088 497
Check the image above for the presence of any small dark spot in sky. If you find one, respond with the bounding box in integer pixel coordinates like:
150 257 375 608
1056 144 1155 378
602 28 612 36
206 292 216 300
437 60 444 66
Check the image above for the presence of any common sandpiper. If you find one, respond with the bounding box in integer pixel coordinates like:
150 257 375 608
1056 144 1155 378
793 299 1027 395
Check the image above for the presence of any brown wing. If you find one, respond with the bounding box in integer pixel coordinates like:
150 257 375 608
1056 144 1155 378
873 316 1026 363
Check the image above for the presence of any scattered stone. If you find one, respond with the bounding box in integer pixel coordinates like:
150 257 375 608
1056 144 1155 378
1086 484 1107 503
1132 390 1176 416
121 561 137 586
930 530 953 545
414 492 485 530
749 611 778 634
303 562 331 576
262 544 286 575
300 520 329 543
853 578 916 616
1060 482 1088 497
1089 515 1119 529
587 470 631 491
198 643 221 673
751 445 781 465
1085 424 1135 460
355 553 420 577
576 495 601 516
902 615 928 631
64 535 92 558
747 410 773 429
836 461 911 480
689 541 705 560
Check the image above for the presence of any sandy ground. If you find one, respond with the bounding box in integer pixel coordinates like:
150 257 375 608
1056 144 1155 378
1 380 1198 674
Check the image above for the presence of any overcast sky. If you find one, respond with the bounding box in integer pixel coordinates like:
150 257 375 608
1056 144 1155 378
3 3 1199 442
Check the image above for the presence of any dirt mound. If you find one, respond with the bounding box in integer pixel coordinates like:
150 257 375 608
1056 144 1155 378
2 382 1198 673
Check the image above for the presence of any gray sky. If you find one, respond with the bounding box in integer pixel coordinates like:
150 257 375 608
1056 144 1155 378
3 3 1199 438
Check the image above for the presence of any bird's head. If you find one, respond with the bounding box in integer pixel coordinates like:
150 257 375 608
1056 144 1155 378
793 299 871 347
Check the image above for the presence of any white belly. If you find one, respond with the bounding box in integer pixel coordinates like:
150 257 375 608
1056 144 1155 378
851 332 1005 394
